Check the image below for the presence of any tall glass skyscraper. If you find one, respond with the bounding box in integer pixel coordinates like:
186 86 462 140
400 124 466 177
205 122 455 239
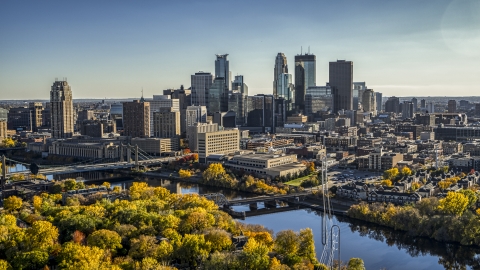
276 73 295 111
273 53 288 98
215 54 231 91
330 60 353 112
295 53 316 112
191 72 213 106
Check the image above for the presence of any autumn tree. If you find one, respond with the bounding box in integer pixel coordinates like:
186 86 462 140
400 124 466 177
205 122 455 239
102 182 111 189
87 229 122 251
383 168 399 181
179 169 193 179
307 162 315 174
25 220 59 251
438 191 469 216
401 167 412 177
203 163 227 182
347 258 365 270
241 238 270 270
203 228 232 252
458 189 478 209
174 234 210 266
4 196 23 212
1 138 15 148
64 179 77 191
57 242 110 270
381 180 393 187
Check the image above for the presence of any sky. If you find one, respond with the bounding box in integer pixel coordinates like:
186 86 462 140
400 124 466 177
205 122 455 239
1 0 479 100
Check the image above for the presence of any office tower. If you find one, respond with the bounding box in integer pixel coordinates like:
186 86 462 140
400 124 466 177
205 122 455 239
245 94 275 133
362 89 376 113
448 100 457 113
50 80 74 138
475 104 480 116
330 60 353 112
375 92 383 112
198 129 240 163
232 75 248 96
411 97 418 112
164 85 192 135
459 100 469 108
305 86 333 115
273 53 288 97
8 107 32 131
186 122 218 152
276 73 295 111
385 96 400 113
191 72 213 106
275 97 287 127
29 102 43 132
402 101 414 119
110 103 123 130
353 82 366 110
228 93 245 125
149 95 180 137
213 111 236 128
295 53 316 112
186 106 207 127
215 54 231 90
153 107 180 138
123 100 150 138
207 78 228 114
420 99 426 109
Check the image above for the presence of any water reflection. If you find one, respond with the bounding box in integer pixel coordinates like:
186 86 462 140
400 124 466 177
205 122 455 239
241 209 480 270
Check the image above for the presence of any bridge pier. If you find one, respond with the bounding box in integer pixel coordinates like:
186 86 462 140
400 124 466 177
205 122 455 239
249 203 258 211
264 200 277 208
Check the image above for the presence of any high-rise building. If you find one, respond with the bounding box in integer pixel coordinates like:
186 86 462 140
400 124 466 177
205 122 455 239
375 92 383 112
153 107 180 138
411 97 418 112
305 86 333 115
353 82 366 110
228 93 245 125
215 54 231 91
186 106 207 127
245 95 275 133
448 100 457 113
330 60 353 112
8 107 32 131
385 96 400 113
232 75 248 96
273 53 288 97
420 99 426 109
0 120 7 140
164 85 192 135
295 53 316 112
191 72 213 107
276 73 295 111
76 109 95 131
50 80 74 138
149 95 180 137
29 102 43 132
110 103 123 131
475 104 480 116
362 89 376 114
402 101 414 119
123 100 150 138
207 78 228 114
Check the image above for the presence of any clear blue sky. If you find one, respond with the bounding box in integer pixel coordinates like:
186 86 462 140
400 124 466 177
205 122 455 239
1 0 479 99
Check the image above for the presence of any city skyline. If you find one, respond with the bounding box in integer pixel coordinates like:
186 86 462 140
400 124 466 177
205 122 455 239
1 0 479 99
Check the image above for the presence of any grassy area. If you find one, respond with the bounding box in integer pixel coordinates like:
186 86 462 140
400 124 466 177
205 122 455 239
285 175 312 186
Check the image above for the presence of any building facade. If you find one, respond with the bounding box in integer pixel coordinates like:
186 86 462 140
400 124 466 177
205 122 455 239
153 108 181 138
50 80 74 138
295 53 316 112
191 72 213 107
330 60 353 112
123 100 150 138
198 129 240 163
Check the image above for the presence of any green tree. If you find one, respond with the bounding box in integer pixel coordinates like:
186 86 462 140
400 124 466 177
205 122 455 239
3 196 23 212
87 229 122 251
174 234 209 266
64 179 77 191
129 235 160 260
11 250 49 270
241 238 270 270
438 191 469 216
298 228 318 264
204 228 232 252
347 258 365 270
458 189 478 209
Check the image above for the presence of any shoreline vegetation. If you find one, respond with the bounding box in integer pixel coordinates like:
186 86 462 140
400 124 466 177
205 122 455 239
0 180 365 270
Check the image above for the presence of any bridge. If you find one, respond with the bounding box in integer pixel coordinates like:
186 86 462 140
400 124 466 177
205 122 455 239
3 156 178 177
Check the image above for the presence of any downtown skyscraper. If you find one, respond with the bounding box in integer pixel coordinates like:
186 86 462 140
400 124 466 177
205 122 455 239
273 53 288 98
330 60 353 112
50 80 74 138
295 53 316 112
215 54 231 91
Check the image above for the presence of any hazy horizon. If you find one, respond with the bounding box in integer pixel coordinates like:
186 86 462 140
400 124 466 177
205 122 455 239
1 0 479 99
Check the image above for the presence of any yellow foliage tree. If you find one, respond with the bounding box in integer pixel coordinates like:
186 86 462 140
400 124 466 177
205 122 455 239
438 191 469 216
179 169 193 179
4 196 23 212
401 167 412 176
383 168 399 180
203 163 226 182
381 180 393 187
102 182 111 189
1 138 16 148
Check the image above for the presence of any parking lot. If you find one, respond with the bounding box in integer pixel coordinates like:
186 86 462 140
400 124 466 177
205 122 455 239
325 167 383 184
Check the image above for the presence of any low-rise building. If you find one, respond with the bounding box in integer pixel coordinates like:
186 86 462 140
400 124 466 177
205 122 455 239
198 129 240 163
225 152 305 178
131 137 179 155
